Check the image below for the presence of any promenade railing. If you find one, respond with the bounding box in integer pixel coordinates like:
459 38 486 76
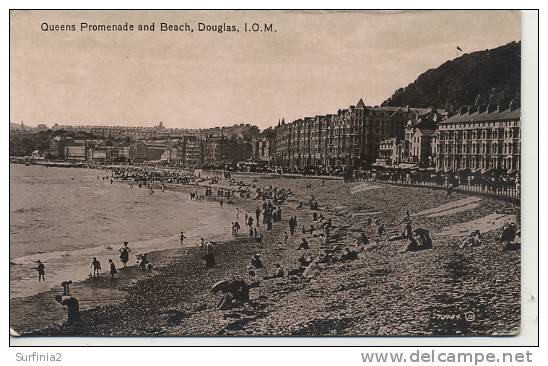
357 176 520 201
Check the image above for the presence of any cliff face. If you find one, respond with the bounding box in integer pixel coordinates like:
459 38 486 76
382 41 521 112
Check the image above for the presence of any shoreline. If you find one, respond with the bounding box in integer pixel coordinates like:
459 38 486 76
11 175 520 336
9 176 242 332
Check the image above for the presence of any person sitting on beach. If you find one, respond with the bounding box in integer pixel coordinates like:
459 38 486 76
499 223 517 245
265 263 284 279
34 260 45 282
249 254 264 269
503 230 521 251
296 201 304 210
297 237 309 250
460 230 482 249
216 279 250 310
61 280 73 296
119 242 131 268
357 233 370 246
91 257 101 277
341 248 358 261
416 228 433 250
317 251 334 264
109 259 117 279
298 254 313 267
405 228 433 252
55 294 81 326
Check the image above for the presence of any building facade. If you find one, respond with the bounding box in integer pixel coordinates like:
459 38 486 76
275 98 432 168
64 140 88 161
202 136 251 166
134 141 168 162
436 105 520 172
251 137 275 163
185 139 203 167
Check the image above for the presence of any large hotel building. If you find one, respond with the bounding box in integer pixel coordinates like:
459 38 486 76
435 104 520 173
274 99 430 167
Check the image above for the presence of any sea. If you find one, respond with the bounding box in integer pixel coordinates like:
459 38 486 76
9 164 236 299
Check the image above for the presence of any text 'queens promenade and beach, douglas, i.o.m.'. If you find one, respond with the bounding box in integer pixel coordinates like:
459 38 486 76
40 21 277 34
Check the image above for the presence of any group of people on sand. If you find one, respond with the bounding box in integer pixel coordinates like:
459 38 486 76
459 222 520 251
94 241 130 280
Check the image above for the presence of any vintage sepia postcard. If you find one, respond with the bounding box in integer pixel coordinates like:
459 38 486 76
9 10 523 339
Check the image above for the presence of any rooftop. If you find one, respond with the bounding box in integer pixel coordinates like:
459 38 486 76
440 107 520 124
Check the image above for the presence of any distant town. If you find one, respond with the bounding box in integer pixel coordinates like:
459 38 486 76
10 97 520 177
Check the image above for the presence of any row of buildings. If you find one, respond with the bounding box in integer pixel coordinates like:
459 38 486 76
266 98 520 174
47 135 252 167
43 98 521 174
273 99 439 168
376 103 521 173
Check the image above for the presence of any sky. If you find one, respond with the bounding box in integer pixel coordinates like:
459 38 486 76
10 10 521 130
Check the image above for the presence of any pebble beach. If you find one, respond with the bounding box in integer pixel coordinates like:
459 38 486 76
12 175 520 337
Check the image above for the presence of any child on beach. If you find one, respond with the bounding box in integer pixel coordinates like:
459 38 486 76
61 280 72 295
109 259 117 279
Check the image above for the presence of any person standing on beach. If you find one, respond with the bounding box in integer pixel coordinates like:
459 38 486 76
288 216 296 235
91 257 101 277
445 184 453 199
119 242 131 267
255 207 261 226
204 241 216 269
378 224 385 240
236 208 241 222
180 232 186 246
220 199 224 207
34 260 45 282
109 259 117 279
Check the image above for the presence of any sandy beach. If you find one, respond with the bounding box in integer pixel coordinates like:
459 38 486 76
11 175 520 336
